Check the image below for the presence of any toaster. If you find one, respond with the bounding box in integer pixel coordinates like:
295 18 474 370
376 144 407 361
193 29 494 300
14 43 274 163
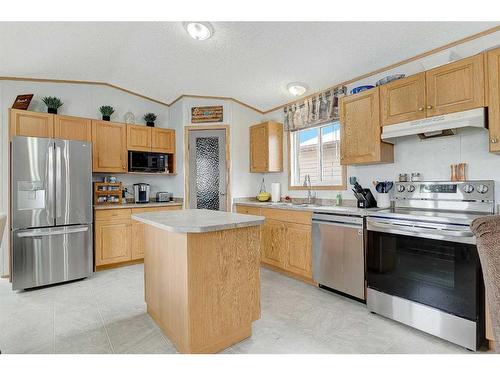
156 192 173 202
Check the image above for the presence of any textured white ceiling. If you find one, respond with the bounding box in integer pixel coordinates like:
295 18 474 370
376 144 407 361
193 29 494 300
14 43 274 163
0 22 497 111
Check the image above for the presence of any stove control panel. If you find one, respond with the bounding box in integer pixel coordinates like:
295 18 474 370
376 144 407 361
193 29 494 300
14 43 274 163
394 180 494 202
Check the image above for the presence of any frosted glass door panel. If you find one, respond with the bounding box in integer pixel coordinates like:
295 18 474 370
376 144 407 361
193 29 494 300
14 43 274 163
188 130 227 211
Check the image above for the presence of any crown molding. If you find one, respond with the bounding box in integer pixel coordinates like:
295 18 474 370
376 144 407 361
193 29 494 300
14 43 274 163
1 24 499 115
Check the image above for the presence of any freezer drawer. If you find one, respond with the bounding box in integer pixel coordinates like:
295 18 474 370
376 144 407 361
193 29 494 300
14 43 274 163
12 224 93 290
312 218 365 300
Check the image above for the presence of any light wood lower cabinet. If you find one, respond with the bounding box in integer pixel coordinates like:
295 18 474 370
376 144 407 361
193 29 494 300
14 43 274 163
95 218 132 266
261 219 286 268
94 205 181 268
236 205 313 280
285 223 312 278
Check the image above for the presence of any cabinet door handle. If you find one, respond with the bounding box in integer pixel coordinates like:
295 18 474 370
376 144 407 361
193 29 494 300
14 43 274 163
491 137 498 144
427 105 433 109
418 107 424 111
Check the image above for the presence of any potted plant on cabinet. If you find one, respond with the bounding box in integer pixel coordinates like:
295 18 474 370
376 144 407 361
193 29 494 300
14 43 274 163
99 105 115 121
41 96 63 114
143 113 157 127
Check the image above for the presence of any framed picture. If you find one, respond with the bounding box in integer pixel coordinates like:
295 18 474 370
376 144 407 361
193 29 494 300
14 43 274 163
12 94 34 110
191 106 223 123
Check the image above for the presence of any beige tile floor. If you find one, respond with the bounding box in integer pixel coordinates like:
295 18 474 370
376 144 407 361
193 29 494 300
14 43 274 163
0 264 475 354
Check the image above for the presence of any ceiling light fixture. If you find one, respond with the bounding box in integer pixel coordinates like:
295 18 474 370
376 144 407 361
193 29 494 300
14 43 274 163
183 22 214 41
287 82 308 97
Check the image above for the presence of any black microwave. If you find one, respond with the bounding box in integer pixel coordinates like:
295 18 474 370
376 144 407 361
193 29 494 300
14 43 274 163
128 151 167 173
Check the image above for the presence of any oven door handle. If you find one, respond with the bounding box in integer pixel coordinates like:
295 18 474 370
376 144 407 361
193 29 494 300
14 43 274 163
368 220 473 238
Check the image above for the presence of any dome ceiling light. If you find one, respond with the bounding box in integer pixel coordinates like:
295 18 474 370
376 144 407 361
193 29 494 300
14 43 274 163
183 22 214 41
287 82 308 97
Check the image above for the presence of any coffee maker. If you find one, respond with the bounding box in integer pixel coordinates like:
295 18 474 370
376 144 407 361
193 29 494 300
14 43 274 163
133 183 150 203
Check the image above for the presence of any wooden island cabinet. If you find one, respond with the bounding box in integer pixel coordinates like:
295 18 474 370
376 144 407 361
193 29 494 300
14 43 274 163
132 209 264 353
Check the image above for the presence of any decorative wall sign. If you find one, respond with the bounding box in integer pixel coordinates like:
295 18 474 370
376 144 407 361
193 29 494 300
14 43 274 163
191 106 223 123
12 94 34 110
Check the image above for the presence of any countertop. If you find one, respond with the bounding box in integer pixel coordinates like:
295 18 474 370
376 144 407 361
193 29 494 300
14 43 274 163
234 201 380 217
132 209 265 233
94 201 183 210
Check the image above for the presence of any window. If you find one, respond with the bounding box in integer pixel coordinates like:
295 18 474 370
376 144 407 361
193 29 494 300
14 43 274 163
289 122 345 189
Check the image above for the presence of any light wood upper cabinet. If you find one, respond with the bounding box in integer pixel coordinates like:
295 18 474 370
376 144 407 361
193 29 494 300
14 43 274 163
54 115 92 142
9 109 54 139
127 124 152 151
380 73 426 126
340 88 393 165
92 120 128 173
425 54 485 117
250 121 283 173
487 48 500 153
285 222 312 278
151 128 175 153
261 219 286 268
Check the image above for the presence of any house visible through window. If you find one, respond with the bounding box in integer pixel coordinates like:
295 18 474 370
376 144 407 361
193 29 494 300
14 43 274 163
290 122 344 188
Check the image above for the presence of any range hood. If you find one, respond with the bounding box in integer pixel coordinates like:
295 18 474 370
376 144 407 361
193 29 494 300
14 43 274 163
381 108 486 141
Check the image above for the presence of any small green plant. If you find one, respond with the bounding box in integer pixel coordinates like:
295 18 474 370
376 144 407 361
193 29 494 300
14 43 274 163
99 105 115 117
143 113 157 123
42 96 63 112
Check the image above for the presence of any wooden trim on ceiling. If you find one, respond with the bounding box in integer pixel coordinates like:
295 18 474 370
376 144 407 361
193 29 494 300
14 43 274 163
261 24 500 114
1 25 499 114
169 94 264 114
0 76 170 107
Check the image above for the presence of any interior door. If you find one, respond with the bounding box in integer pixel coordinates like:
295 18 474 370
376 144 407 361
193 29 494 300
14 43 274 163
55 139 92 226
188 129 227 211
11 136 55 230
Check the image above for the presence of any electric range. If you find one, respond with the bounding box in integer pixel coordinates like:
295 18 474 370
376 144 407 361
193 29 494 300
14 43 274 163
365 180 495 350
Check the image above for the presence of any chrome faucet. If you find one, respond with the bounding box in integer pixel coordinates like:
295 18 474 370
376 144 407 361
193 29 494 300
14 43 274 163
303 174 315 204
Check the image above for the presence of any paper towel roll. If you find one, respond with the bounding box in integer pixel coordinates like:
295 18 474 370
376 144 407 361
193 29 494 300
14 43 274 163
271 183 281 202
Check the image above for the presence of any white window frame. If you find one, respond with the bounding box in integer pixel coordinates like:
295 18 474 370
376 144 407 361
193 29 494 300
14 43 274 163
288 121 346 190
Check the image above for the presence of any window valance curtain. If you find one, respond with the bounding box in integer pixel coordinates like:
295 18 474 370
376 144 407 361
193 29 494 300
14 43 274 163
283 86 347 132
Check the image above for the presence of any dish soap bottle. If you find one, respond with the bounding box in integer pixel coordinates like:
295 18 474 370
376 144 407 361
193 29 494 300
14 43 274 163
335 193 342 206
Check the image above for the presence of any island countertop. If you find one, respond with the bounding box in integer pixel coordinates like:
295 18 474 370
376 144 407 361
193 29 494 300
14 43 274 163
132 208 265 233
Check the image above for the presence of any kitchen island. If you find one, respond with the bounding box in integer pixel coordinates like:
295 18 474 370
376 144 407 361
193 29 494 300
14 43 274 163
132 209 265 353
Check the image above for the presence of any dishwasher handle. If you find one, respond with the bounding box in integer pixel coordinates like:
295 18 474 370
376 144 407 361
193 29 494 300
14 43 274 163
312 219 363 230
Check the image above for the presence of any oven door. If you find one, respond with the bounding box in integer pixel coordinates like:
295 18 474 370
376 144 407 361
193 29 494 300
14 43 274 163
366 217 482 321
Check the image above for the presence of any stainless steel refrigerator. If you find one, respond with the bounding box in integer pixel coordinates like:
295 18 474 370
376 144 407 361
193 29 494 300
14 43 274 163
11 136 93 290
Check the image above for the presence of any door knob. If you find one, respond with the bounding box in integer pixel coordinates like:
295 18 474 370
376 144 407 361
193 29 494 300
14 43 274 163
491 137 498 144
427 105 433 109
418 107 424 111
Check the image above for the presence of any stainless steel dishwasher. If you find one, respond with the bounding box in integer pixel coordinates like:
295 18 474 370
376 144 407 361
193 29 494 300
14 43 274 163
312 212 365 300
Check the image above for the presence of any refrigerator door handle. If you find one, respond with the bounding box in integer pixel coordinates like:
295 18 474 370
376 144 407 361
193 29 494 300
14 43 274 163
47 142 55 221
56 144 62 218
17 226 89 238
